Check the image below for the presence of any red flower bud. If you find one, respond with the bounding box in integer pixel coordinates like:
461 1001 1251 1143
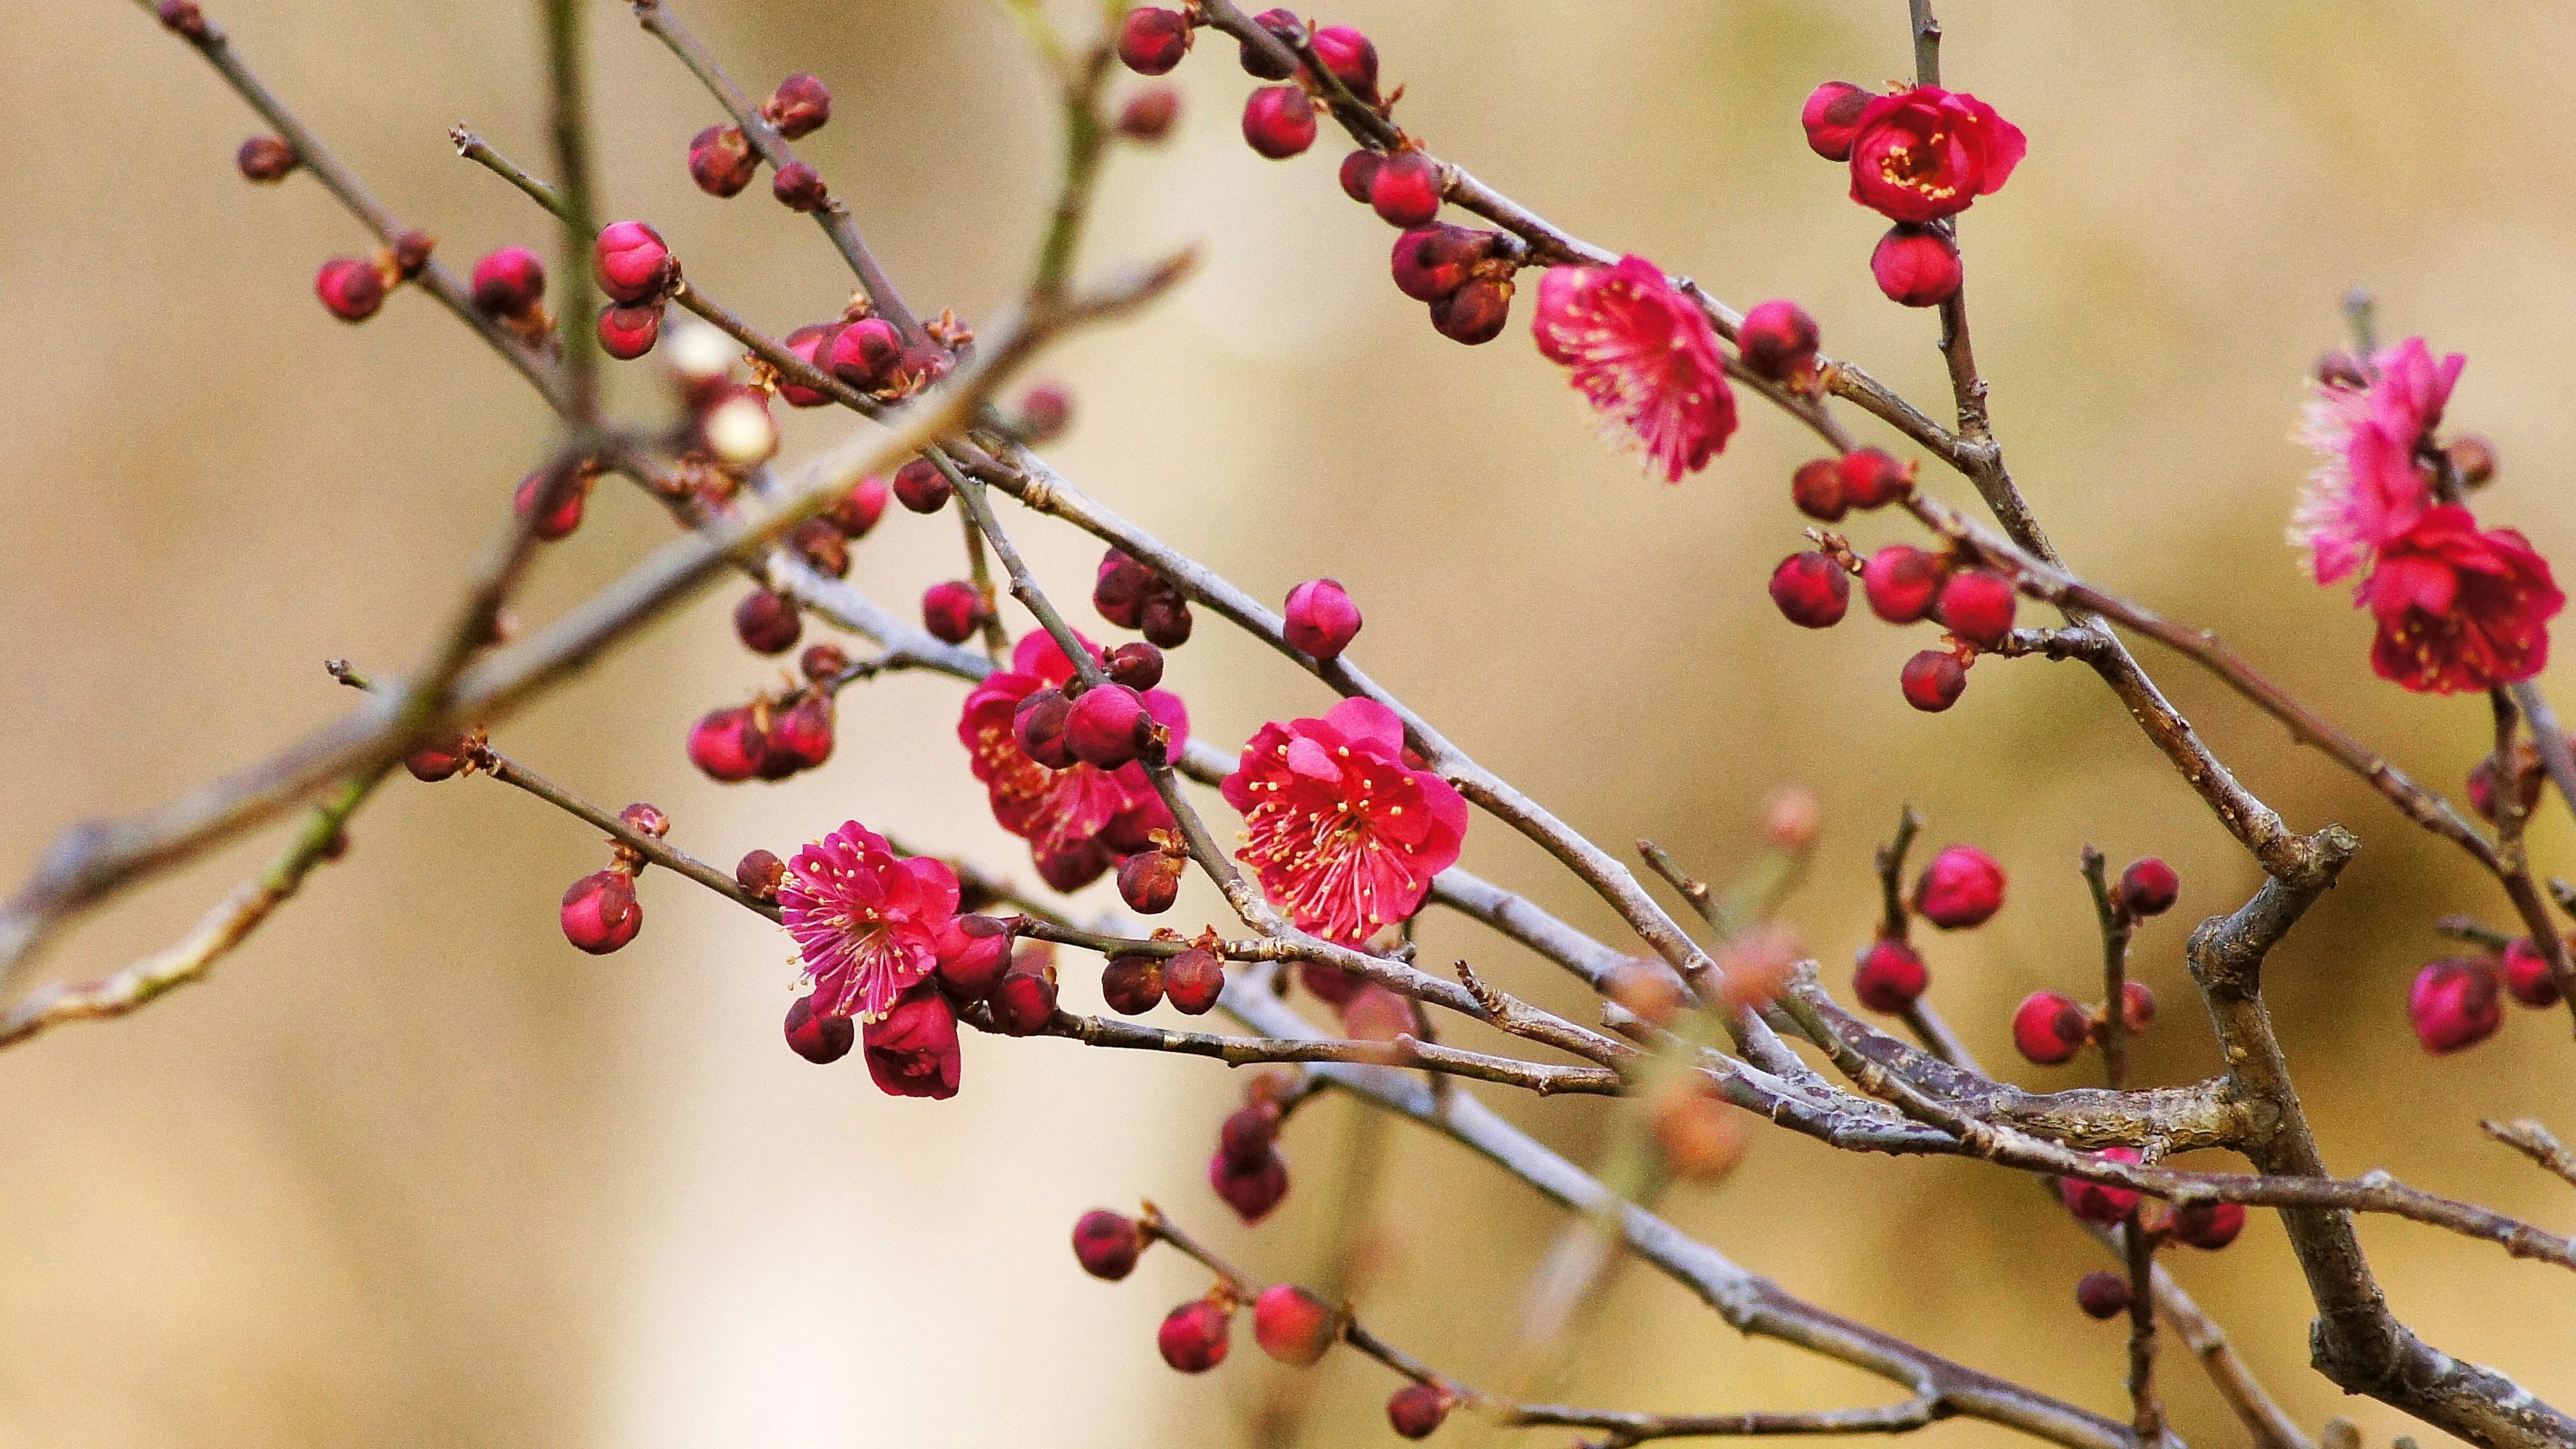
1118 7 1193 74
1210 1143 1289 1222
1252 1284 1338 1366
1241 85 1318 160
934 914 1014 1000
617 802 668 840
1117 851 1183 915
2058 1148 2142 1226
1284 578 1362 659
1737 299 1820 384
1094 549 1153 627
1789 458 1845 521
1165 946 1225 1015
2169 1201 2245 1251
1370 152 1442 227
1339 149 1383 203
1106 641 1165 690
788 517 850 578
2012 989 2088 1065
1837 447 1915 509
688 705 769 782
2118 858 2179 917
2504 937 2564 1008
561 869 641 954
686 123 758 198
1158 1299 1232 1373
1387 1384 1452 1439
1140 590 1195 648
1072 1209 1143 1281
1220 1104 1279 1167
2409 957 2502 1055
470 246 545 318
2074 1270 2131 1321
1011 381 1073 443
800 643 851 688
1862 544 1942 623
1768 551 1849 629
892 457 953 513
1389 223 1489 302
783 994 854 1065
1852 939 1928 1013
733 588 803 655
1298 961 1364 1006
513 467 588 541
594 220 672 304
1238 7 1301 78
405 734 474 782
2120 980 2156 1031
863 985 963 1099
1102 953 1166 1015
763 73 833 138
1915 844 2004 928
772 160 827 211
735 848 785 900
775 324 839 407
598 302 663 360
988 967 1059 1035
1800 80 1872 162
1899 649 1966 712
824 318 900 392
1935 569 2016 650
1119 85 1181 142
1014 689 1079 769
1310 24 1380 102
314 257 385 322
827 474 892 537
921 580 986 645
156 0 207 40
1430 276 1515 345
1872 224 1962 307
1067 684 1152 768
762 696 835 777
236 134 297 183
898 342 954 388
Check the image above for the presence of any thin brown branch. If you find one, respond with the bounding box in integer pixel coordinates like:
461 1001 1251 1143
2482 1119 2576 1189
1040 1010 1622 1096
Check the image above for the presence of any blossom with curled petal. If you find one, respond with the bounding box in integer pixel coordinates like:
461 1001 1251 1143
1532 256 1738 484
2289 337 2464 584
959 631 1187 890
2359 504 2562 694
1220 697 1468 944
777 820 959 1023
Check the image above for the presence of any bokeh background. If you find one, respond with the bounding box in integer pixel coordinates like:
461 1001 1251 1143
3 1 2573 1444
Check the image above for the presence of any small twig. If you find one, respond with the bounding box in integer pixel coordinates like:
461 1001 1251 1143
2080 847 2133 1090
2483 1119 2576 1189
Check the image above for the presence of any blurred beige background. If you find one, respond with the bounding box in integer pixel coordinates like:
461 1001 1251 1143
3 1 2573 1445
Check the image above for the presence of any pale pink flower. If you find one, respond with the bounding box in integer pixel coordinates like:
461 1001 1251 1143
2288 337 2463 584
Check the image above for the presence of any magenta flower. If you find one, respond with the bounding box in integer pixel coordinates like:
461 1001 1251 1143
1532 256 1738 483
959 631 1189 890
777 820 961 1024
2288 337 2464 584
2359 504 2563 694
863 983 965 1099
1220 696 1468 944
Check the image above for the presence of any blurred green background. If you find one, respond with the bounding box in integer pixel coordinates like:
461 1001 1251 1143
2 1 2571 1444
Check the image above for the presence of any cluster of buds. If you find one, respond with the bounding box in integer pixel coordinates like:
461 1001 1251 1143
1846 843 2006 1014
1212 1075 1294 1222
559 802 666 955
688 689 837 784
683 74 835 203
1799 80 2023 308
1095 547 1195 647
1100 941 1227 1017
2061 1163 2245 1319
313 229 433 324
2008 857 2177 1065
594 219 676 359
776 302 959 411
1389 223 1521 345
2408 936 2565 1055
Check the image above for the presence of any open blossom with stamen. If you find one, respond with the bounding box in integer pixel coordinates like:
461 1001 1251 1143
959 631 1187 890
2358 504 2562 694
777 820 960 1023
1220 697 1468 944
1845 86 2025 224
1532 256 1737 483
2289 337 2463 584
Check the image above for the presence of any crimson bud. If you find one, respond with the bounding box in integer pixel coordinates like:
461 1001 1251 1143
1118 85 1181 142
734 588 803 654
784 994 855 1063
1095 549 1155 627
1915 845 2004 928
1010 381 1073 443
2074 1271 2131 1321
1241 85 1318 159
1860 545 1940 624
2504 936 2564 1008
1118 7 1193 74
471 246 546 318
1310 25 1380 101
1067 684 1152 768
789 517 851 578
988 967 1059 1035
1370 152 1442 227
1072 1209 1143 1280
2121 980 2156 1030
1800 80 1872 161
2118 858 2179 917
1117 850 1183 914
800 643 851 686
315 257 384 322
594 220 673 304
1138 591 1195 648
514 467 588 541
236 134 296 183
2409 958 2502 1055
2058 1148 2143 1226
921 580 986 645
687 123 758 197
892 457 953 513
763 696 835 776
1165 947 1225 1015
1738 299 1821 384
1252 1284 1338 1366
763 73 833 138
561 869 641 954
829 475 892 537
1790 459 1845 521
598 302 663 360
2171 1201 2246 1250
2012 989 2088 1065
1284 578 1362 659
1106 641 1165 690
1872 224 1963 307
777 323 839 407
1158 1299 1231 1373
1935 569 2016 650
1852 938 1929 1012
1014 688 1078 769
688 705 769 782
1768 551 1849 629
1220 1105 1279 1168
1837 447 1915 508
934 914 1014 1000
1390 224 1485 302
1387 1384 1452 1439
828 317 903 391
405 735 474 782
1338 149 1383 204
1238 7 1300 78
390 230 435 280
1900 650 1966 712
1210 1144 1289 1222
772 160 827 211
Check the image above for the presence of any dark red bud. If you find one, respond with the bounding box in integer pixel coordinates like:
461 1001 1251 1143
1158 1299 1231 1373
734 588 804 654
1101 952 1166 1015
1164 946 1225 1015
1388 1383 1452 1439
1138 591 1195 648
1238 7 1300 78
800 643 851 686
1118 84 1182 142
1094 549 1154 628
2074 1270 2131 1320
389 229 435 280
828 475 892 537
988 968 1059 1035
1116 851 1183 915
156 0 208 40
1339 148 1383 204
763 696 835 776
935 914 1015 1000
1862 545 1942 623
784 994 856 1063
1429 276 1515 345
1872 224 1962 308
827 317 903 391
1105 641 1165 690
1836 447 1915 508
2057 1148 2143 1226
1790 458 1845 521
619 802 669 839
1014 689 1079 770
471 246 546 318
1390 223 1487 302
772 160 828 211
1241 85 1317 159
1220 1104 1280 1167
513 467 587 541
1370 152 1442 227
1800 80 1872 161
1768 551 1849 629
735 848 785 900
777 323 840 408
1852 939 1929 1012
892 457 953 513
2118 858 2180 917
1071 1208 1143 1280
598 302 664 361
921 580 987 645
2121 979 2157 1031
1067 685 1152 768
1118 7 1193 74
2168 1201 2246 1251
2504 936 2565 1008
763 73 833 138
1011 381 1073 443
788 517 851 578
1210 1143 1289 1222
405 734 474 782
1309 24 1379 102
688 705 769 782
1738 299 1821 383
315 257 385 322
236 134 297 183
687 123 759 198
1900 650 1966 712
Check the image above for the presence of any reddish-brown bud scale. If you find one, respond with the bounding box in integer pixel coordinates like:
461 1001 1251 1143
2449 434 2498 488
763 74 833 138
1738 299 1821 384
236 134 296 183
1310 25 1381 102
921 580 986 645
315 258 385 323
1339 149 1383 204
2058 1148 2142 1226
513 468 587 541
156 0 207 40
1102 953 1165 1015
828 318 902 392
2074 1271 2131 1320
788 517 851 578
1158 1299 1231 1373
594 220 672 304
1430 276 1515 345
1935 569 2016 650
1117 84 1181 142
1371 152 1443 227
389 230 435 280
1014 689 1079 769
2169 1201 2246 1251
598 302 663 360
2410 957 2502 1054
1861 545 1942 623
1252 1285 1337 1366
1071 1209 1143 1281
1067 684 1152 768
1800 80 1872 161
1283 578 1362 659
1242 85 1318 159
1768 551 1849 629
2012 989 2088 1065
1118 7 1193 74
1139 591 1195 648
1899 650 1966 712
2118 857 2179 917
735 848 785 900
1789 459 1846 521
1164 947 1224 1015
1105 641 1165 690
733 588 803 655
1116 851 1183 915
772 161 827 211
1238 7 1300 78
561 869 641 954
2504 937 2564 1008
1872 224 1963 307
1837 447 1915 509
1389 224 1486 302
828 475 892 537
800 643 851 687
687 123 759 198
783 994 856 1064
988 968 1059 1035
763 696 835 776
688 705 769 782
1916 844 2004 928
1211 1144 1289 1222
1388 1384 1452 1439
892 457 953 513
471 246 546 318
1852 939 1929 1012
